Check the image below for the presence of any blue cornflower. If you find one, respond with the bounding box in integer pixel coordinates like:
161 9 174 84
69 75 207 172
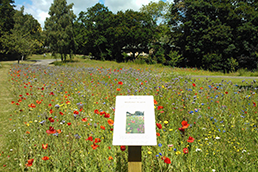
158 143 162 147
159 153 162 156
174 148 176 151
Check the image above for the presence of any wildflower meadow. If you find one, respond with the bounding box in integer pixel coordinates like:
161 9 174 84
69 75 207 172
2 62 257 171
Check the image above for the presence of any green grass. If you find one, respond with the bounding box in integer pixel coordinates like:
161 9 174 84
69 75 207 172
2 60 257 171
27 53 53 60
0 64 15 170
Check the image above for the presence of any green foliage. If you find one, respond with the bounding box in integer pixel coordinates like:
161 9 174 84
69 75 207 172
167 50 183 67
169 0 258 71
44 0 76 61
1 6 42 62
140 0 170 24
4 62 258 171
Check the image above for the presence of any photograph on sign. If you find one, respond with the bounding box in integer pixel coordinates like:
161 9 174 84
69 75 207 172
113 96 156 146
126 111 145 134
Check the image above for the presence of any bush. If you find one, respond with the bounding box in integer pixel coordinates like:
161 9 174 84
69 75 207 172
167 50 183 67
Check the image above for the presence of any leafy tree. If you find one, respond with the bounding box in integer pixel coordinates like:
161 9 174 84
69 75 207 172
0 0 15 57
1 6 42 62
44 0 76 61
168 0 258 71
115 10 156 61
75 3 113 60
140 0 170 24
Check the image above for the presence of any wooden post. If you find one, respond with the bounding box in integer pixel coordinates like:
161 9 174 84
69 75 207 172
128 146 142 172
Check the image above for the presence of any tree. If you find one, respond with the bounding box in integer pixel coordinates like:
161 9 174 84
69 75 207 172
0 0 15 57
168 0 258 71
115 10 156 61
75 3 113 60
1 6 42 62
140 0 170 24
44 0 76 61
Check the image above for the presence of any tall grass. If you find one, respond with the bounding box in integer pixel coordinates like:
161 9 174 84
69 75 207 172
1 61 257 171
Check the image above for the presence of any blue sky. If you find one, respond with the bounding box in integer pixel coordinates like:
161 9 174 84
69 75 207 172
13 0 170 28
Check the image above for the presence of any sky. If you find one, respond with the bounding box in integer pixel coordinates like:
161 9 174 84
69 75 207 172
14 0 171 29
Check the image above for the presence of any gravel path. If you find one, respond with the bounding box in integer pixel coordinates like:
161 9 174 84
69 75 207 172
190 75 258 79
32 59 60 65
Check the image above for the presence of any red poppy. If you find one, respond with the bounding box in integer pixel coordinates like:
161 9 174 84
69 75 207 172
104 113 110 118
25 159 34 167
94 138 101 143
82 118 88 122
48 117 54 123
100 111 106 116
74 110 79 115
164 157 171 164
86 136 93 141
107 119 113 126
178 128 185 132
120 146 126 151
57 129 62 134
28 103 36 108
157 106 163 110
108 156 113 160
91 143 99 149
192 83 196 87
100 126 105 130
154 99 158 105
156 123 162 129
116 88 121 91
225 91 228 94
118 81 123 85
59 112 64 115
183 147 189 154
46 126 56 134
156 132 160 136
187 136 195 143
42 156 49 160
42 144 48 149
49 92 54 95
181 121 190 129
67 122 71 126
94 109 100 114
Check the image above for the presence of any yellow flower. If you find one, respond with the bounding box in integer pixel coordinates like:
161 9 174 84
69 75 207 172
176 151 181 155
26 123 30 127
169 129 173 131
29 121 33 123
164 121 168 124
148 151 152 154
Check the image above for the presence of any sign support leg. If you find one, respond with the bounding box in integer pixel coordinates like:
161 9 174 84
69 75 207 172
128 146 142 172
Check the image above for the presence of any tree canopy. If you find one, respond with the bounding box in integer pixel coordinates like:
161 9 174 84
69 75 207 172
44 0 76 61
1 1 258 71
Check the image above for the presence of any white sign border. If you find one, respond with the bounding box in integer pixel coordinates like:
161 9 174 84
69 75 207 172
112 95 157 146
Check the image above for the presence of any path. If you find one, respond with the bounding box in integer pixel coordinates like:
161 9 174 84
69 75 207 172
190 75 258 80
32 59 60 65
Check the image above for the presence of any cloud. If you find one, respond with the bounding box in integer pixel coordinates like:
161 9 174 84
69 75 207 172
105 0 160 13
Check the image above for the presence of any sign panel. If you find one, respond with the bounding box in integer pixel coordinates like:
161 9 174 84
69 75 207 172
113 96 157 146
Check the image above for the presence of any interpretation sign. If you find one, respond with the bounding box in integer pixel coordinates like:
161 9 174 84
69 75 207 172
113 96 156 146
